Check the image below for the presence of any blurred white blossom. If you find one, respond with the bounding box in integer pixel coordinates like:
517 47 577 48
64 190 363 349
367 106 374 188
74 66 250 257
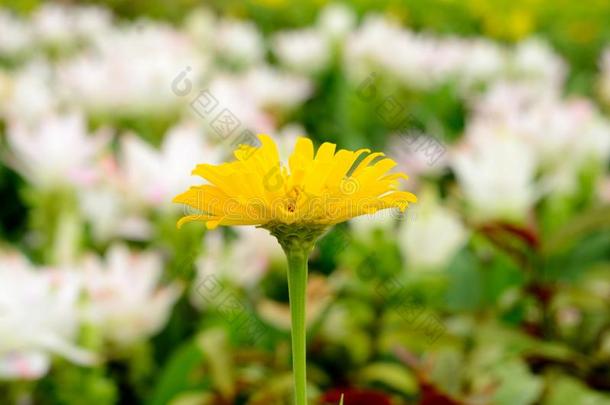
32 4 112 47
215 19 264 67
318 3 357 40
398 192 468 271
191 228 283 305
78 156 153 242
33 4 78 46
0 251 94 380
81 245 181 346
349 210 398 238
5 112 110 189
70 6 113 41
470 81 610 196
0 10 34 58
345 15 506 91
184 8 217 47
58 21 207 115
205 73 275 132
244 66 313 110
386 132 449 181
456 39 505 89
273 28 331 74
1 60 59 122
452 128 537 221
345 16 566 94
510 38 566 89
204 67 311 133
119 121 222 210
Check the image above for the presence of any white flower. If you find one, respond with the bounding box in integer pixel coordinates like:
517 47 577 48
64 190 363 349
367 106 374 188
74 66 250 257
31 4 111 47
542 111 610 195
205 73 275 132
549 100 610 164
32 4 76 46
244 66 313 110
470 83 571 164
273 29 331 74
2 60 59 122
77 156 153 243
190 228 284 309
398 193 468 271
469 81 610 195
81 245 181 346
452 128 537 221
58 21 207 115
470 80 558 120
79 181 127 242
119 122 222 210
0 10 34 58
70 6 113 41
0 251 94 380
203 67 311 133
318 3 356 40
386 132 449 181
349 210 398 239
510 38 566 88
79 187 153 243
346 16 503 90
5 112 109 189
578 116 610 164
345 17 566 93
191 228 283 305
456 39 505 89
184 8 217 46
215 19 264 67
344 16 414 85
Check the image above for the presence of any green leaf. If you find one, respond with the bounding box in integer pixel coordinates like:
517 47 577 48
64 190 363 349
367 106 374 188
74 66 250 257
148 336 208 405
445 250 482 311
542 206 610 256
357 362 418 395
543 375 610 405
169 392 215 405
491 360 543 405
197 328 234 400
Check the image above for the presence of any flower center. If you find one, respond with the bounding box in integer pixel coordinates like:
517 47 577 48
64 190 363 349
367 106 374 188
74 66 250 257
286 187 301 213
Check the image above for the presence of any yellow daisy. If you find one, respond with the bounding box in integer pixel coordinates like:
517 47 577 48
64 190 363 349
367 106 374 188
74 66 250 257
173 134 417 231
173 134 417 405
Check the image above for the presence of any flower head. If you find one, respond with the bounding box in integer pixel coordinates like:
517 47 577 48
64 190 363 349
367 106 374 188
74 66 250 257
81 244 181 346
174 135 416 231
0 251 94 380
6 112 109 189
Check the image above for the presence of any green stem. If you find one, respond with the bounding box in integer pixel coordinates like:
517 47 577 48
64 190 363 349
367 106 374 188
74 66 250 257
286 247 309 405
266 222 326 404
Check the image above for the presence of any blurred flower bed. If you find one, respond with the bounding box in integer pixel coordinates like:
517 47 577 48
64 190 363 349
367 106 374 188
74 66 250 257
1 1 610 404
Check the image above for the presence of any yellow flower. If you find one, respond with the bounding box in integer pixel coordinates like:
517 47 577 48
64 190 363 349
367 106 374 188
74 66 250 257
173 135 417 230
174 134 417 405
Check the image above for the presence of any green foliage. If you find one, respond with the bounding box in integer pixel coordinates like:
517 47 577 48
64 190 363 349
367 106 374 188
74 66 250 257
36 364 117 405
149 336 209 405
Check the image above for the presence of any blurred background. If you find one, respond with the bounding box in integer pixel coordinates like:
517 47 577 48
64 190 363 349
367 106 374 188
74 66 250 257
1 1 610 404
